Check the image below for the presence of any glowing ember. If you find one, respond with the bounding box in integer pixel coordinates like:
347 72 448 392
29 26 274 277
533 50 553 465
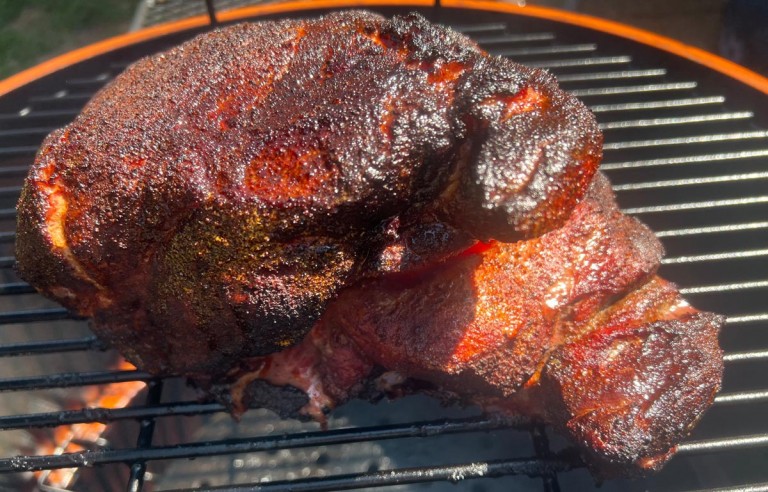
34 359 145 490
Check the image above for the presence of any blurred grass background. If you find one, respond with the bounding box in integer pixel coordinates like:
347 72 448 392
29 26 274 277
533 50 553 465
0 0 134 79
0 0 764 80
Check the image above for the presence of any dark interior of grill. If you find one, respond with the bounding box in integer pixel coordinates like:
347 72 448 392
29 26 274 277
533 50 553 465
1 2 767 491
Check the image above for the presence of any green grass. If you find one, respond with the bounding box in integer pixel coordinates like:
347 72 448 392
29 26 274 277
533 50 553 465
0 0 135 79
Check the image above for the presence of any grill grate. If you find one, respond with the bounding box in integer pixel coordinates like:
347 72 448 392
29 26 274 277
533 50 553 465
0 2 767 491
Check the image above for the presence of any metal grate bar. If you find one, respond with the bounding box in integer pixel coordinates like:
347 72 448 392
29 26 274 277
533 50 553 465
662 248 768 265
0 166 31 176
473 32 555 44
127 380 163 492
170 454 580 492
28 93 92 104
0 89 725 130
13 98 754 141
0 370 152 392
65 73 111 86
599 112 754 130
0 336 103 358
613 172 768 191
678 434 768 454
451 22 507 34
622 196 768 215
0 308 73 325
526 55 632 69
680 280 768 295
0 210 16 220
0 146 39 156
0 256 14 268
0 400 226 431
715 390 768 405
590 96 725 113
656 221 768 238
0 127 56 138
604 131 768 150
0 282 35 295
602 149 768 170
7 87 722 135
570 82 697 97
727 314 768 324
723 350 768 363
169 455 579 492
530 425 561 492
0 186 23 196
0 108 80 122
0 417 531 472
494 43 596 57
557 69 666 83
109 62 131 71
685 483 768 492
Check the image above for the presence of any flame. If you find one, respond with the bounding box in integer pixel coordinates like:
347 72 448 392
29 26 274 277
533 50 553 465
34 359 146 490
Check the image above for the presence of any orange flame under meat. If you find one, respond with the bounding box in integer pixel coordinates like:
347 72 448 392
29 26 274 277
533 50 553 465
34 359 146 490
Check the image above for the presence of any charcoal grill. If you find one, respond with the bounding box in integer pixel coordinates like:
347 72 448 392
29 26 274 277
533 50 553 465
1 1 767 491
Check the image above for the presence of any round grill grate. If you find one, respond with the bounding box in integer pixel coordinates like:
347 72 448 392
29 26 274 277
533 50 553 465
0 2 766 491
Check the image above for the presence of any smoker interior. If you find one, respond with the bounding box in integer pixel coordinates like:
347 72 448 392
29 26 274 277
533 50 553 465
0 3 767 491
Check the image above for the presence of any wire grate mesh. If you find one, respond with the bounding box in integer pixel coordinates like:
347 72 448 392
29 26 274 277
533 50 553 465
0 2 767 491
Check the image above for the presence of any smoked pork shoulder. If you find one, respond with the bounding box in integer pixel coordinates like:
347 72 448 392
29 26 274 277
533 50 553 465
15 10 722 478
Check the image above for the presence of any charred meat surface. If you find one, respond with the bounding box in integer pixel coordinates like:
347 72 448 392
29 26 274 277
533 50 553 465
16 10 600 376
15 10 722 478
219 175 723 478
